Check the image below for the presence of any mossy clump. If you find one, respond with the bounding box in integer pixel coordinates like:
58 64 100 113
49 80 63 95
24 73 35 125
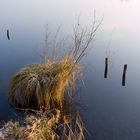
8 56 78 109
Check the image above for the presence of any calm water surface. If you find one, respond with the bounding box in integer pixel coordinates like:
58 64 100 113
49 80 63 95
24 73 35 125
1 0 140 139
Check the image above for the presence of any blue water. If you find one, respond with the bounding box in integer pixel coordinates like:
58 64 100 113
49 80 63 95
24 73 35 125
1 0 140 139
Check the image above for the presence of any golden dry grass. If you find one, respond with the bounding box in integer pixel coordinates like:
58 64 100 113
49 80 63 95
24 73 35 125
8 56 78 110
2 109 60 140
6 18 102 139
1 110 84 140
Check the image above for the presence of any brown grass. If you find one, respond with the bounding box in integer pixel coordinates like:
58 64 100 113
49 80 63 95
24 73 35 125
1 110 84 140
6 16 102 139
8 56 79 110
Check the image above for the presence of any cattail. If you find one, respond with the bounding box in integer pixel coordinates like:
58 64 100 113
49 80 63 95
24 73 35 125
104 57 108 78
122 64 128 86
7 29 10 40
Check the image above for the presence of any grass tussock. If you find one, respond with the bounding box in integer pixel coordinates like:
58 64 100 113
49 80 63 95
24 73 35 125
8 15 102 110
6 17 102 139
8 56 78 109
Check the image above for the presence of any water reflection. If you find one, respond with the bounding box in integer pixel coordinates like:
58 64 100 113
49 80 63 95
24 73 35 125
0 0 140 139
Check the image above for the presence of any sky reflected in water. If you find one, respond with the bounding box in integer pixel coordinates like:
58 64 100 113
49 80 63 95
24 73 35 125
0 0 140 139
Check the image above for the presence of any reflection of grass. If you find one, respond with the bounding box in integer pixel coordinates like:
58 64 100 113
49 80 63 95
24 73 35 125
8 56 78 110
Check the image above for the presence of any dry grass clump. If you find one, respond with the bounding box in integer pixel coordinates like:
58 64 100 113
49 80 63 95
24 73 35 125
1 110 84 140
6 16 102 140
8 15 102 110
8 56 78 110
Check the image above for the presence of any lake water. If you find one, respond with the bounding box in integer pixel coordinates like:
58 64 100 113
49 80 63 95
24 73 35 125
1 0 140 139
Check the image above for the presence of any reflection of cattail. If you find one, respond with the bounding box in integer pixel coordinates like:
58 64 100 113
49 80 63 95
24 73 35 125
122 64 127 86
7 29 10 40
104 57 108 78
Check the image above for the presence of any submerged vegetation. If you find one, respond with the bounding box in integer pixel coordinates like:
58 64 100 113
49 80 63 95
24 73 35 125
1 17 102 140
